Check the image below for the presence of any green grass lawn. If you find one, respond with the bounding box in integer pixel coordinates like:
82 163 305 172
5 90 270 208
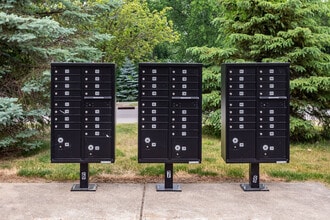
0 124 329 185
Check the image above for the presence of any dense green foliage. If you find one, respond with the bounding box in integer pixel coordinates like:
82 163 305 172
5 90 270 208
189 0 330 141
148 0 219 61
1 0 329 153
0 0 178 153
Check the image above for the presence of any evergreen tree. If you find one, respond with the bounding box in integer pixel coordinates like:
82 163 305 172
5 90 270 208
189 0 330 141
0 0 108 153
116 58 138 102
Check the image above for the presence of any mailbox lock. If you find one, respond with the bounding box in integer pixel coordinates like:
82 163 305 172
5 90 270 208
232 138 239 144
175 145 181 151
88 145 94 151
57 137 64 144
263 145 269 151
145 137 151 144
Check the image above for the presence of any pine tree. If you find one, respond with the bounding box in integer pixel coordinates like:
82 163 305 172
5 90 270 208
0 0 108 152
116 58 138 102
189 0 330 141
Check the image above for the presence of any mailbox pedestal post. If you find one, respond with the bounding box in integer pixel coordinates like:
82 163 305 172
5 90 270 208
71 163 97 191
240 163 269 191
156 163 181 192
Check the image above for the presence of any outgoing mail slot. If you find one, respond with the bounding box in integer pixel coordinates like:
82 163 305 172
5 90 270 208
171 100 199 108
84 100 111 108
259 100 287 108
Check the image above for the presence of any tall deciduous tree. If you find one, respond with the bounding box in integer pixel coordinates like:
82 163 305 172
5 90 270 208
189 0 330 141
95 0 179 65
148 0 219 61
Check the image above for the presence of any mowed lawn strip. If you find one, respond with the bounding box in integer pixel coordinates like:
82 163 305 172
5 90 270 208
0 124 329 185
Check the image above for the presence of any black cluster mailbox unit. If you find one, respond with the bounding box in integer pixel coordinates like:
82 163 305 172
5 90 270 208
51 63 115 191
221 63 290 191
138 63 202 191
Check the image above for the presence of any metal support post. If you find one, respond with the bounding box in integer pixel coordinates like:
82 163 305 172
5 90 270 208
240 163 269 191
71 163 97 191
156 163 181 192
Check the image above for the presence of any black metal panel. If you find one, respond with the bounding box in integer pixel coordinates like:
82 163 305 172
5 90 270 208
51 63 115 163
221 63 290 163
138 63 202 163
